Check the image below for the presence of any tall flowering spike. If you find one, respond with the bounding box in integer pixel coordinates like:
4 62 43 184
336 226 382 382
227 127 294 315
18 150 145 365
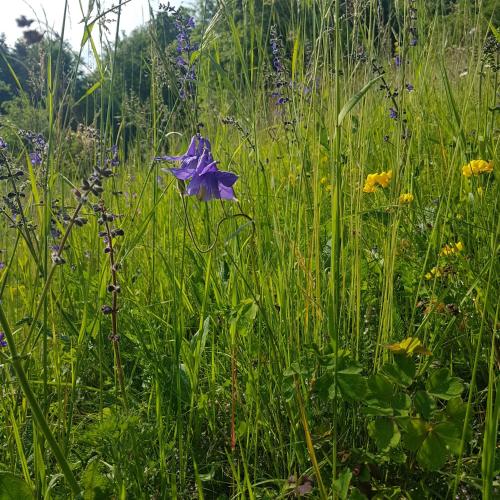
172 11 197 100
30 152 42 166
408 0 418 46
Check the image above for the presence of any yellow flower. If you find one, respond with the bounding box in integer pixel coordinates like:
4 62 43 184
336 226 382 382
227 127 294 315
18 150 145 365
462 160 493 177
363 182 377 193
363 170 392 193
425 266 443 280
377 170 392 188
399 193 414 204
320 176 328 185
439 241 464 257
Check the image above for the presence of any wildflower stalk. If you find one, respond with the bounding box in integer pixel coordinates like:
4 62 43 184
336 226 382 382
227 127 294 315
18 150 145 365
330 0 343 490
101 202 128 410
0 303 80 495
21 177 101 356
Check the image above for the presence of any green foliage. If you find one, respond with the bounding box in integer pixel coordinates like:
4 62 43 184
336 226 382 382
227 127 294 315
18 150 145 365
426 368 464 400
0 473 33 499
363 355 470 472
0 0 497 498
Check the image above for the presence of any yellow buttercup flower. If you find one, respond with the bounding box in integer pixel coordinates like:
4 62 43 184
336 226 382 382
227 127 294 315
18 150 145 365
399 193 414 204
462 160 493 177
363 170 392 193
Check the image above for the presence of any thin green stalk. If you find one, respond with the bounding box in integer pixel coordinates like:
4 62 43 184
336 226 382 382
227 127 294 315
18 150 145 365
453 213 499 497
330 0 343 490
0 303 80 495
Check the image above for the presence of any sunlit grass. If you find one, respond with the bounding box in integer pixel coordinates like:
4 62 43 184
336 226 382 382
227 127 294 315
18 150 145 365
0 0 498 498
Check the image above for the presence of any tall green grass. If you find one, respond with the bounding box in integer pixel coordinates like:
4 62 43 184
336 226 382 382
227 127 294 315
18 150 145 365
0 0 498 498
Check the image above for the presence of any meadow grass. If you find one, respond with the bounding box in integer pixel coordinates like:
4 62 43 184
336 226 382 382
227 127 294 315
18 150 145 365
0 0 498 498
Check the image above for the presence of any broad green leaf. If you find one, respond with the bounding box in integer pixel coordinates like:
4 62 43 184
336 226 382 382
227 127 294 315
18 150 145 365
414 390 436 419
381 355 416 387
416 431 448 470
338 372 368 401
337 357 364 374
426 368 464 400
315 369 367 402
401 418 429 451
368 374 394 402
314 372 334 401
362 404 394 417
349 488 368 500
333 469 352 500
446 397 467 423
368 418 400 451
433 422 463 455
392 393 411 413
0 472 34 500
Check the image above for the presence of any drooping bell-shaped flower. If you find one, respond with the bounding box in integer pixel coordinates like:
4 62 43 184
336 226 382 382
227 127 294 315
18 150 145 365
187 155 238 201
156 134 238 202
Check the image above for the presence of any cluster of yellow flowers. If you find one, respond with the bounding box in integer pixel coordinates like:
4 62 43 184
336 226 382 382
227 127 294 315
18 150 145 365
425 266 445 280
399 193 414 204
440 241 464 257
363 170 392 193
462 159 493 177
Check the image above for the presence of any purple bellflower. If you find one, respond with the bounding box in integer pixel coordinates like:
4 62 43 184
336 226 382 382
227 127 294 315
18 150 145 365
157 135 211 179
186 155 238 202
156 135 238 201
0 331 7 348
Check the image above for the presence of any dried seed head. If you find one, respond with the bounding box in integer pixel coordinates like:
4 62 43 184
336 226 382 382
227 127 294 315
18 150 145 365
51 253 65 265
74 217 88 227
101 305 113 315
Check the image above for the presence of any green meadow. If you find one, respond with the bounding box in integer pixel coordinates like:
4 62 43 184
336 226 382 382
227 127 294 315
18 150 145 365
0 1 498 498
